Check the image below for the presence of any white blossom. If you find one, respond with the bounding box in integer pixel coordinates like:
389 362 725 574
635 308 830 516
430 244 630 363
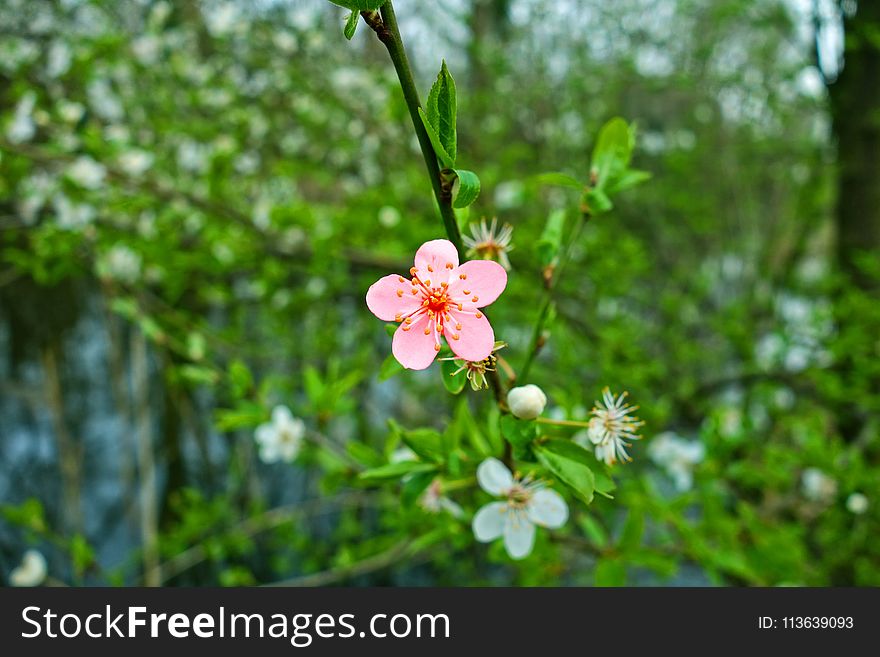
254 406 305 464
389 446 417 463
53 194 96 229
463 217 514 270
58 100 85 123
6 91 36 143
117 149 154 177
507 384 547 420
587 387 644 465
472 458 568 560
66 156 106 189
9 550 47 587
801 468 837 503
377 205 401 228
177 139 210 173
419 479 464 518
99 245 142 284
846 492 868 515
206 3 239 36
131 35 161 65
46 40 72 78
647 431 705 491
87 78 124 122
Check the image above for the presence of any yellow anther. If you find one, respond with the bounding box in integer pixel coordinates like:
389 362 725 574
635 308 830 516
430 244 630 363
398 276 405 283
459 273 467 280
455 322 462 330
457 303 463 311
427 265 434 272
434 344 441 352
463 289 470 295
446 262 454 269
402 326 411 332
472 296 478 302
405 317 413 325
395 313 402 322
452 334 460 340
441 282 448 288
424 279 431 286
396 289 403 297
424 328 431 335
412 288 418 295
476 312 483 319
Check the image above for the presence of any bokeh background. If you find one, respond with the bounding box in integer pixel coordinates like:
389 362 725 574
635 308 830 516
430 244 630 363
0 0 877 586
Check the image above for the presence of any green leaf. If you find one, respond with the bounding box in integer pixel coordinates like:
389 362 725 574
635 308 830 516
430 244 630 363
419 108 455 168
578 515 608 548
346 441 384 468
619 508 645 550
590 117 634 190
534 172 583 189
379 353 405 381
177 364 219 386
537 209 566 268
358 461 437 482
500 415 537 450
328 1 386 11
303 365 323 405
70 534 96 578
583 187 613 215
451 169 480 208
534 439 595 504
214 401 265 431
594 558 627 586
593 467 616 499
227 358 253 397
441 358 467 394
343 11 359 40
423 60 457 165
401 471 436 507
385 323 398 338
606 168 651 195
403 427 446 462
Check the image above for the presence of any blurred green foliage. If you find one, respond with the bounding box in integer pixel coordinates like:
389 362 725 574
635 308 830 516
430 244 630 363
0 0 877 587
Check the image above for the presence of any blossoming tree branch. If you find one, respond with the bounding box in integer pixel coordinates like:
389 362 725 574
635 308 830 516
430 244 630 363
261 0 653 563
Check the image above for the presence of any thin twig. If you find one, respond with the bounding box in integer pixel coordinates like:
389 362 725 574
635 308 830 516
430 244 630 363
363 2 465 255
264 539 434 587
148 492 377 584
132 329 161 586
519 212 590 382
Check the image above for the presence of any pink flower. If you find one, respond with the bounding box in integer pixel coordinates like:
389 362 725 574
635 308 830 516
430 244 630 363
366 239 507 370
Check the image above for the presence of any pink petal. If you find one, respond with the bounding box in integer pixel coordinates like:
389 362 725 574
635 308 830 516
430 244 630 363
446 308 495 362
413 239 459 280
366 274 422 321
392 312 440 370
447 260 507 308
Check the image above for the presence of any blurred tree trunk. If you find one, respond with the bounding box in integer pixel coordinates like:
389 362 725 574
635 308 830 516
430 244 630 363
830 1 880 292
467 0 510 92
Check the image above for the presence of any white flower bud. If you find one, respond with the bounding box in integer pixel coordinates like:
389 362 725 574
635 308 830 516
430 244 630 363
506 384 547 420
846 492 868 514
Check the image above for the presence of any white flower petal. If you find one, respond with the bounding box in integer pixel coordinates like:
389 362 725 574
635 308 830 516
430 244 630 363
440 497 465 519
259 443 281 463
472 502 507 542
477 457 514 496
10 550 47 587
526 488 568 529
254 423 275 447
271 405 294 427
287 417 306 441
503 514 536 560
278 439 301 462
